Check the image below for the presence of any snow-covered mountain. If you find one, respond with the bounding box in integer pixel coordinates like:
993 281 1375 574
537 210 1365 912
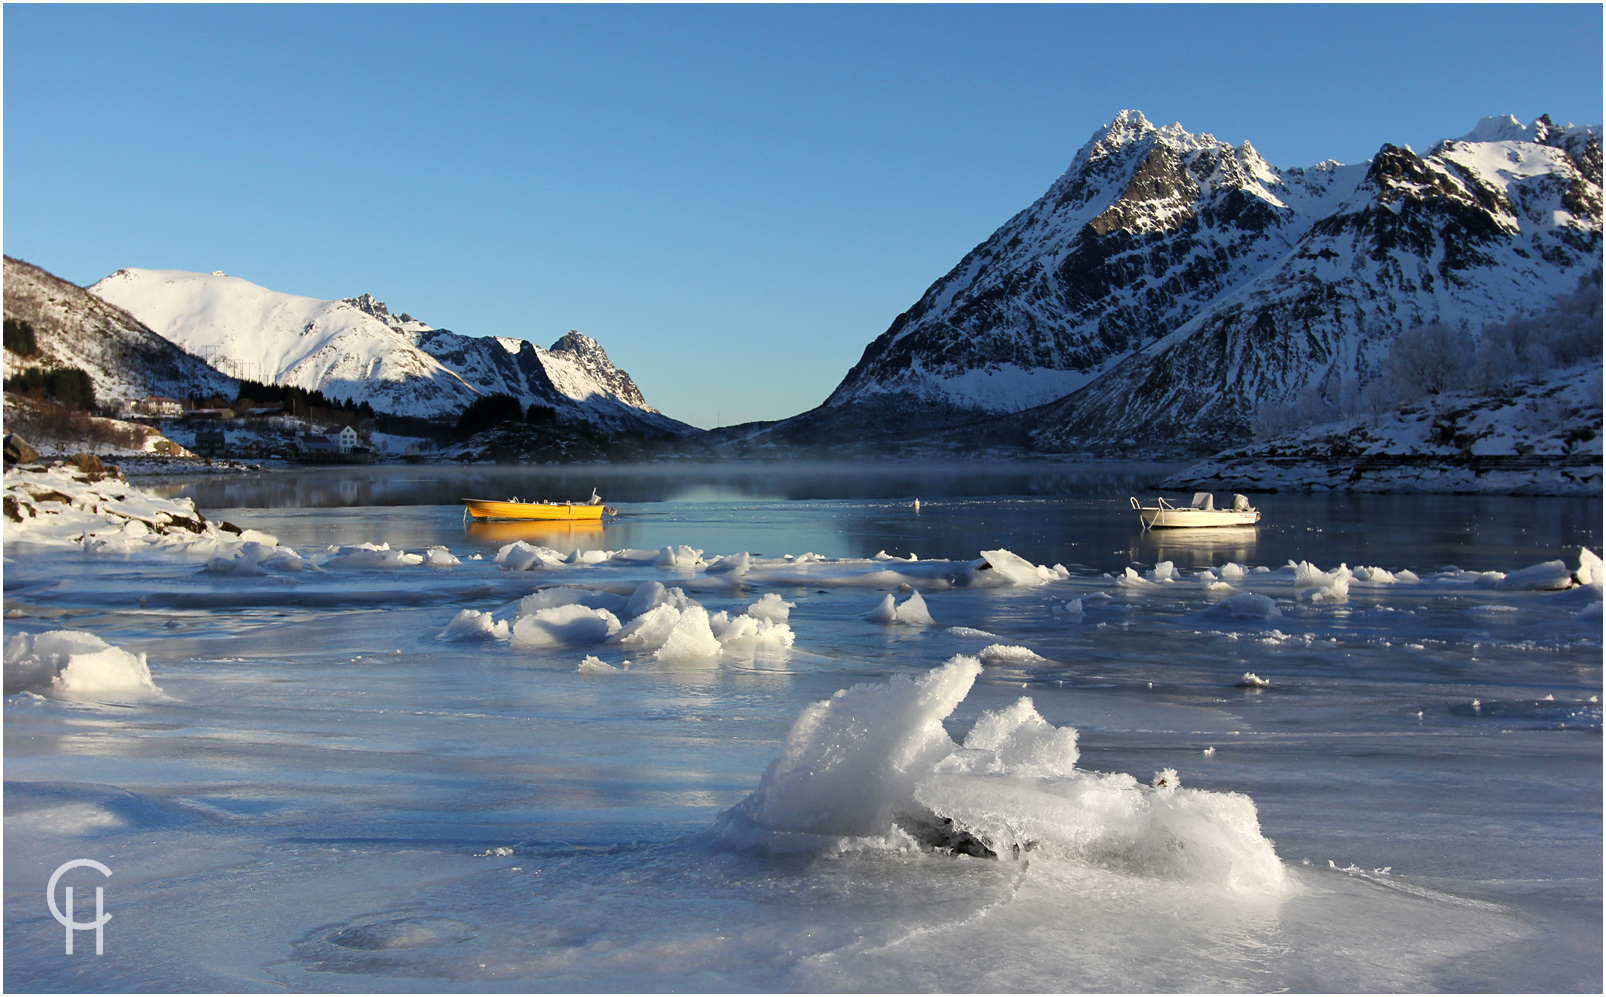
88 269 693 436
788 110 1602 449
3 256 236 403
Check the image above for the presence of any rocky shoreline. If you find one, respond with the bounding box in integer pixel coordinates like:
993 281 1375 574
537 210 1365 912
1165 451 1601 496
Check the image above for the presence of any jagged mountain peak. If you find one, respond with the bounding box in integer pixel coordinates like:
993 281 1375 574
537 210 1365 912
545 329 649 411
1041 110 1288 240
1082 108 1158 151
550 328 604 356
345 293 391 321
343 293 425 332
814 110 1324 425
1070 109 1234 170
1459 112 1595 147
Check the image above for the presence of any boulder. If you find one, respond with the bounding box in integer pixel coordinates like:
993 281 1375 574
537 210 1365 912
3 433 38 466
64 452 106 474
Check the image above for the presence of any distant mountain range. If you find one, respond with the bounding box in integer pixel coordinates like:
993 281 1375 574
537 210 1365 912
7 110 1601 459
85 268 693 436
738 110 1602 452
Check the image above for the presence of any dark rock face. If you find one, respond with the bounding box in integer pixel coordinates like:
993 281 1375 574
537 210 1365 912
771 111 1600 452
344 293 392 322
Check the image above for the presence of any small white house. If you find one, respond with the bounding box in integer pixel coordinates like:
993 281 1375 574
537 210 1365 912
337 425 359 453
141 396 184 417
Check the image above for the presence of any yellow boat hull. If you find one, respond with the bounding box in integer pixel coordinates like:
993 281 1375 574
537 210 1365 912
462 498 607 521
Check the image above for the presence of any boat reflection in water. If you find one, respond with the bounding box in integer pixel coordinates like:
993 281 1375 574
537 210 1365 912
1132 525 1259 570
467 518 606 553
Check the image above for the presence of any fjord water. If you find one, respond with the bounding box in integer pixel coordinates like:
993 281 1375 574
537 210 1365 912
4 463 1601 992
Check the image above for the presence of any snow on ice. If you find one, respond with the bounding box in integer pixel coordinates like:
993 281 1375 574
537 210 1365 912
3 470 1601 992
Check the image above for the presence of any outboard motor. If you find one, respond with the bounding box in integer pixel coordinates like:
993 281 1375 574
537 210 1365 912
1232 493 1251 512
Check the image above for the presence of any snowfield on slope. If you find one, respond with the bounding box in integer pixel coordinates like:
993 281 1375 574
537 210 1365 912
88 268 693 435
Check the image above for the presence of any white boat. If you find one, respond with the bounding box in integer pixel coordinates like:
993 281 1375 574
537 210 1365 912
1131 492 1260 529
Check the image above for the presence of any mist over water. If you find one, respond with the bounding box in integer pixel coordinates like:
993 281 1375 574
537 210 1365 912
163 462 1604 574
6 462 1601 992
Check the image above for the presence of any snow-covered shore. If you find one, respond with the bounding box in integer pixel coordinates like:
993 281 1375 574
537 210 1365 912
1166 362 1602 495
2 461 278 552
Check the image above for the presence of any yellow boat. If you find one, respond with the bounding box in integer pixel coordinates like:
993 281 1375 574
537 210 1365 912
462 492 614 522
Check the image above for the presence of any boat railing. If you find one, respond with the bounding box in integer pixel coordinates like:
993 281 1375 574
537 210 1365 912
1129 496 1178 511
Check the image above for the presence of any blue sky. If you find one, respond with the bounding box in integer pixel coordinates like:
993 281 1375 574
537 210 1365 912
6 4 1601 428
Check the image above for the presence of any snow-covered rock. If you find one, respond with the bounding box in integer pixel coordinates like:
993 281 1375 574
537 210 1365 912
1166 360 1602 495
3 463 277 555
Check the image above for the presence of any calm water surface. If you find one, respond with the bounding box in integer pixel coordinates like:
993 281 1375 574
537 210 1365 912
148 462 1604 574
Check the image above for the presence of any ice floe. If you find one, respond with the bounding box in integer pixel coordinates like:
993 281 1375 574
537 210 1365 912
576 655 620 674
423 546 461 567
709 612 796 658
4 630 162 700
866 589 937 625
510 603 622 649
486 580 796 668
204 541 317 575
438 609 510 642
746 593 795 622
1191 592 1281 623
976 644 1049 666
712 655 1289 891
652 605 723 664
317 542 425 570
1497 559 1578 591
